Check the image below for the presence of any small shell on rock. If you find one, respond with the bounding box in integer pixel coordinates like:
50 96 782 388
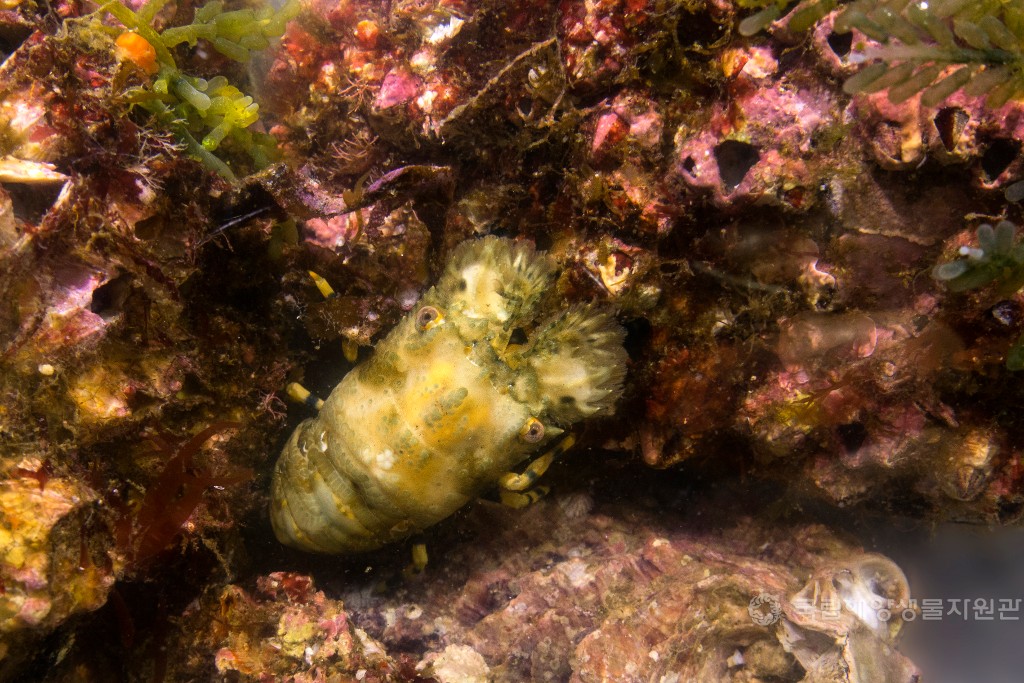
0 157 68 184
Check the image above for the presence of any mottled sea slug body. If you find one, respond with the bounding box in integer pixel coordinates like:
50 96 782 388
270 237 627 553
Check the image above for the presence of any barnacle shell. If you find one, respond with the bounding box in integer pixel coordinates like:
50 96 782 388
0 157 68 185
784 554 916 683
271 237 627 553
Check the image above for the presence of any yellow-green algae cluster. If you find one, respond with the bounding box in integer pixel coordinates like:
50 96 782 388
92 0 299 178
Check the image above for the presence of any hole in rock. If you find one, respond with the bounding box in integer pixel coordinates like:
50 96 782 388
90 273 133 320
713 140 760 192
836 421 868 453
826 31 853 58
981 138 1020 181
675 9 728 51
622 316 652 360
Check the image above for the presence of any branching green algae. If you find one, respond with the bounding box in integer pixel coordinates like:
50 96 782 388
91 0 299 179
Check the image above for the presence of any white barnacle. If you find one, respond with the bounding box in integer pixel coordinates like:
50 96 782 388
425 16 464 46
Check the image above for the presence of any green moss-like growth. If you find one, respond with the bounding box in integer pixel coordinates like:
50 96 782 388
97 0 299 179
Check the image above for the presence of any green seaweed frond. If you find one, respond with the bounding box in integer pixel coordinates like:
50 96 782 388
933 220 1024 370
836 0 1024 107
739 1 1024 107
738 0 839 36
98 0 300 179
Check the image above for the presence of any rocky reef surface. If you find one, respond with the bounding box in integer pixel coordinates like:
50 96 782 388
1 0 1022 680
